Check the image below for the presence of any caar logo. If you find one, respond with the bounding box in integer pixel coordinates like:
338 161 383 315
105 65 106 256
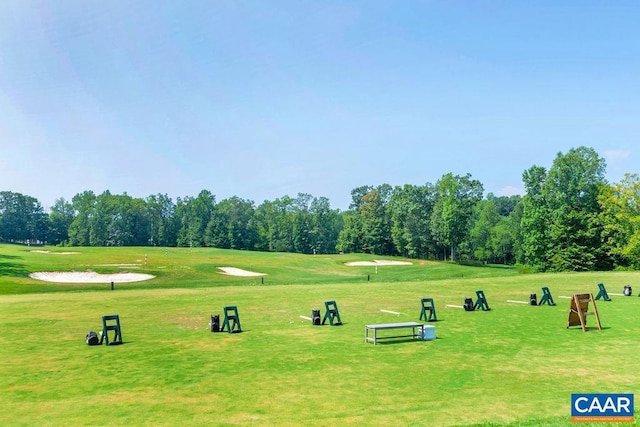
571 394 634 422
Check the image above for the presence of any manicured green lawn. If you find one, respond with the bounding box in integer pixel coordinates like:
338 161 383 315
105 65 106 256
1 244 638 425
0 244 517 295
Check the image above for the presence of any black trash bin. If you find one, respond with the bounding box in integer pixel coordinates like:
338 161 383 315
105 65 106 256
463 298 474 311
210 314 220 332
86 331 99 346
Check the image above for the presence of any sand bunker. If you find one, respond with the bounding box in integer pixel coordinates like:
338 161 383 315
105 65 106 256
344 260 413 266
30 250 80 255
29 271 155 283
218 267 266 277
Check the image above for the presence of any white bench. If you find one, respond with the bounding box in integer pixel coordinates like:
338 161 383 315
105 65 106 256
365 321 432 345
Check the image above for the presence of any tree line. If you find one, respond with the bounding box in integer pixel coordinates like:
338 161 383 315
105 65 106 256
2 146 640 271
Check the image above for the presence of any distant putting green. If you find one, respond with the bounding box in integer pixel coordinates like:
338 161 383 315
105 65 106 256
1 244 638 425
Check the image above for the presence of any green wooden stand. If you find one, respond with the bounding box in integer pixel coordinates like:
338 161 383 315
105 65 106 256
221 306 242 333
539 286 556 306
474 290 491 311
595 283 611 301
100 314 123 346
322 300 342 326
419 298 437 322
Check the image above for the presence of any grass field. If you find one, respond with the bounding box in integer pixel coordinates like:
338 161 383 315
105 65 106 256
1 244 639 426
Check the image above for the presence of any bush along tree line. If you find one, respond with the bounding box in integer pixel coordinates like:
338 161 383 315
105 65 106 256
2 146 640 272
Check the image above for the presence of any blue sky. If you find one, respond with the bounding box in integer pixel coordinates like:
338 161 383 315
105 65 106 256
1 1 638 211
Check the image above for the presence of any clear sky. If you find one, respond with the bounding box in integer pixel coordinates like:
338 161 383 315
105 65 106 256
1 1 638 211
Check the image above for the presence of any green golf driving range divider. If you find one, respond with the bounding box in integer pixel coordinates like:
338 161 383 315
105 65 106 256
221 305 242 333
419 297 437 322
100 314 123 346
595 283 611 301
322 300 342 325
539 286 556 306
474 290 491 311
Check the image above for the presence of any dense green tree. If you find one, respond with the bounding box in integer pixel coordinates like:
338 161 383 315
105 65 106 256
291 193 314 254
389 184 436 259
492 216 516 264
520 147 609 271
105 194 149 246
599 174 640 268
252 196 295 252
336 211 362 253
493 195 521 216
88 191 114 246
470 198 501 263
47 198 74 245
309 196 341 254
337 184 393 255
0 191 48 243
68 191 96 246
509 200 525 264
470 194 520 264
69 191 155 247
430 173 483 261
359 189 393 254
146 194 177 247
519 165 549 269
175 190 215 247
348 185 374 210
545 147 609 270
205 196 256 250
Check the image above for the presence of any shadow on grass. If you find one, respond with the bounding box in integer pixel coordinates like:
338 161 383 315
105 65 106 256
373 337 438 345
0 254 28 277
566 326 611 332
458 260 516 270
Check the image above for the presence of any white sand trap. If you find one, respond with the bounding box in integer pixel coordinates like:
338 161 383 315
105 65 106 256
344 260 413 266
30 250 80 255
218 267 266 277
29 271 155 283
